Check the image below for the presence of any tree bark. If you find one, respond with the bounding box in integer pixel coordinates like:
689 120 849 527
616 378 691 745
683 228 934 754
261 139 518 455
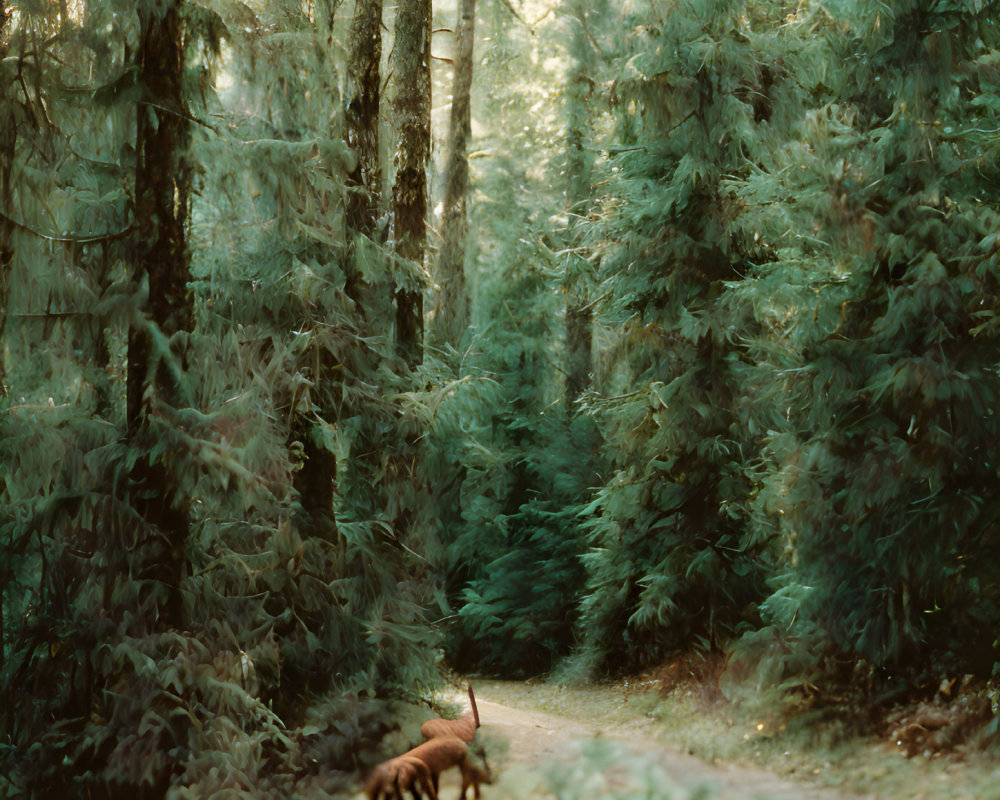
563 1 597 405
428 0 476 353
345 0 383 236
391 0 431 365
0 0 7 682
0 153 11 405
126 0 192 627
292 416 338 534
127 2 192 428
0 0 12 399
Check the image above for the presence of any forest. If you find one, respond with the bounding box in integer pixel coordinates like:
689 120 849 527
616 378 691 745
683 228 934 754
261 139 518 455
2 0 1000 797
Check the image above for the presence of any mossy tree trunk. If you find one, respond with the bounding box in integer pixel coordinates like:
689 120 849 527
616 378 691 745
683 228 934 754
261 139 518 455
288 1 387 538
391 0 431 365
0 0 11 401
0 0 7 683
428 0 475 353
345 0 383 236
562 0 600 405
126 0 193 628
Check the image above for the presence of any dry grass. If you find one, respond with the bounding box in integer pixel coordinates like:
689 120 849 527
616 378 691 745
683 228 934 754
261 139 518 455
470 651 1000 800
599 654 1000 800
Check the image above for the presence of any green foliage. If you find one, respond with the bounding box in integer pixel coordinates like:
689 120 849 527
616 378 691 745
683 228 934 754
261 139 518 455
413 7 605 678
568 0 1000 684
456 505 585 677
1 0 439 797
729 0 1000 673
6 1 1000 793
426 241 592 674
571 0 782 674
185 0 442 705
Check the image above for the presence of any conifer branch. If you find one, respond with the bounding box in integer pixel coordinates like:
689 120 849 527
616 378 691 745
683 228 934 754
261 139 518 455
0 210 133 243
139 100 218 132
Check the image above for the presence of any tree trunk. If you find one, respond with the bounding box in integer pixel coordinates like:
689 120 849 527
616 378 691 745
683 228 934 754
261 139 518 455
292 416 338 534
563 1 597 405
126 0 192 627
127 2 193 428
0 0 12 399
345 0 383 236
0 181 11 405
391 0 431 365
428 0 475 353
0 138 6 688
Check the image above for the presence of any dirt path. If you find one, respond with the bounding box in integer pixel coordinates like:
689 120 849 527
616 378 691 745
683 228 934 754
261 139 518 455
455 683 872 800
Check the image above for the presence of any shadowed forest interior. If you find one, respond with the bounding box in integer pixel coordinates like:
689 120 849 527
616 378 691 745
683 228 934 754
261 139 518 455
3 0 1000 797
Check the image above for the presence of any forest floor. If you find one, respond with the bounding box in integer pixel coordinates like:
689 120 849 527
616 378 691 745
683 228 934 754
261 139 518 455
418 679 1000 800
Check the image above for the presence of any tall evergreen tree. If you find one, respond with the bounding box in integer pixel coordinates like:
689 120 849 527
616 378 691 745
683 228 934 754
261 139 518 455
185 0 439 704
575 0 781 673
0 0 10 400
560 0 605 404
126 0 193 628
428 2 597 676
391 0 431 364
0 0 197 792
428 0 476 353
0 0 8 682
571 0 1000 686
0 1 442 795
734 0 1000 677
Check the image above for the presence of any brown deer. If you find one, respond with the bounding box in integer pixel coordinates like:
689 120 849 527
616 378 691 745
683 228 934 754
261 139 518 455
396 735 489 800
420 684 480 743
364 754 438 800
